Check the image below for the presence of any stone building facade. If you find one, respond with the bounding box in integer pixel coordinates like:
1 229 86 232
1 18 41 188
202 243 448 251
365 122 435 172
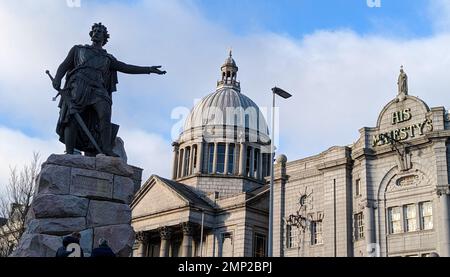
274 68 450 257
131 58 450 257
131 52 271 257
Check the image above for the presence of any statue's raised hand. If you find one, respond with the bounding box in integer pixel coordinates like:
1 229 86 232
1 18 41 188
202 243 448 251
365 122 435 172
150 65 167 75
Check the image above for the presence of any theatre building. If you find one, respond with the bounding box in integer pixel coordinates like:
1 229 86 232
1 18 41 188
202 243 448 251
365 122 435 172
131 54 450 257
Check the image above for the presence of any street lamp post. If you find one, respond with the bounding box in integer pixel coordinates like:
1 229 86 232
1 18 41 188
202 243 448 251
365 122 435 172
268 87 292 257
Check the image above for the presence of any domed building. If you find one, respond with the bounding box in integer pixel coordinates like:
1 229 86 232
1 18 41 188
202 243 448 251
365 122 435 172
131 52 272 257
132 60 450 257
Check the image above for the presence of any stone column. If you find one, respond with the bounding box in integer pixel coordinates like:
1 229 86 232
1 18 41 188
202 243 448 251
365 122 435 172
189 145 194 175
258 150 263 180
135 231 149 257
249 146 254 178
180 148 186 178
433 139 450 256
273 154 287 257
177 149 183 179
224 143 229 175
159 227 172 257
365 202 377 256
197 142 203 174
238 143 246 176
212 143 218 174
172 142 179 180
181 223 194 257
438 188 450 257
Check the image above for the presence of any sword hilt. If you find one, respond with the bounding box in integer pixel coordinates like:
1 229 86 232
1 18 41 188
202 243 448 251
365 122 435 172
45 70 54 81
46 70 60 101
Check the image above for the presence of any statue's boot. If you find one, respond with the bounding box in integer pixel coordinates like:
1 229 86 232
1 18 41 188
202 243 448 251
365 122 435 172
64 121 77 155
95 101 120 157
100 122 119 157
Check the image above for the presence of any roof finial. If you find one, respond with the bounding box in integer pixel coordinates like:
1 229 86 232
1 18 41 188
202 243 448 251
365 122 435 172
229 47 232 58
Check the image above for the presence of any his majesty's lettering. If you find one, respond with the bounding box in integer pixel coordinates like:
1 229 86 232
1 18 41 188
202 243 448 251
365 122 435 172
373 108 433 147
391 108 411 124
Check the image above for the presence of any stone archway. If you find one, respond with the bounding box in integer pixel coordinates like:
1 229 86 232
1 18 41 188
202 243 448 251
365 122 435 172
376 163 434 256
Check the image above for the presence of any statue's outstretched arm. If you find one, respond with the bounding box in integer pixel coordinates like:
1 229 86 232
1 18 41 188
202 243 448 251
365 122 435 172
53 46 75 90
111 60 166 75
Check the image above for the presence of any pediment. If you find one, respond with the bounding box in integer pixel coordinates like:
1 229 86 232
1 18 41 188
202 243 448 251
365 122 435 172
247 191 269 211
132 176 189 218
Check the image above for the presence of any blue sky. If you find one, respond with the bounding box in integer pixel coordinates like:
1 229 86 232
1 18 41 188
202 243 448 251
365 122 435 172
1 0 450 187
195 0 433 37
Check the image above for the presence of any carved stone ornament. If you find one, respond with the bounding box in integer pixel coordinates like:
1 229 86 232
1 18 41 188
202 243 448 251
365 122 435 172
181 222 194 236
135 231 149 243
158 226 172 240
436 185 450 197
387 172 423 193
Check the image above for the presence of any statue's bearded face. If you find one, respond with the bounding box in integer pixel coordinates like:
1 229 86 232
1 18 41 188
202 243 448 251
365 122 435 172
91 27 106 45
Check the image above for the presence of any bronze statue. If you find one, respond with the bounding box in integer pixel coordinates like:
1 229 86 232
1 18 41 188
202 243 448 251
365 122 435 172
51 23 166 157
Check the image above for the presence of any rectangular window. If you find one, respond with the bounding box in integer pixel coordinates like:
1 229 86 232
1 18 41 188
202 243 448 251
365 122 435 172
404 204 417 232
221 233 233 257
227 144 235 174
207 143 214 174
354 213 364 240
389 207 402 234
262 153 268 177
420 202 433 230
355 179 361 196
253 233 267 257
286 225 299 248
311 220 323 245
216 144 226 174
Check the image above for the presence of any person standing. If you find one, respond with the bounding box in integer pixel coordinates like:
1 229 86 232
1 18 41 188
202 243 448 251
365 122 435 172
55 232 84 257
91 239 115 257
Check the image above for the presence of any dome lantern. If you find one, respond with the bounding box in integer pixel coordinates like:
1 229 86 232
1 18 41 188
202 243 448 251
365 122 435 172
217 50 240 90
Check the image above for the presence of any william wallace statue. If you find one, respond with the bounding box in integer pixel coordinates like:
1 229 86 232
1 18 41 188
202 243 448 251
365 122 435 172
51 23 166 157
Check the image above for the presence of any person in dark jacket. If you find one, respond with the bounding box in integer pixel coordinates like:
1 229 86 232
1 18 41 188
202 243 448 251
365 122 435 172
55 232 84 257
91 239 115 257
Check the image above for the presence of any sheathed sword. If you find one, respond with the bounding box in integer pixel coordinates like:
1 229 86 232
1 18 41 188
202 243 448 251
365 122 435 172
46 70 103 155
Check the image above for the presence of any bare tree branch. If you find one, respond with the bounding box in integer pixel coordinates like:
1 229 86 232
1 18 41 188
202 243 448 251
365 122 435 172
0 152 41 257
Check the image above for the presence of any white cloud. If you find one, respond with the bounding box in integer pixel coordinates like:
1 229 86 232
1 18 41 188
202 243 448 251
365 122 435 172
236 31 450 159
0 126 63 195
118 129 172 181
1 0 450 179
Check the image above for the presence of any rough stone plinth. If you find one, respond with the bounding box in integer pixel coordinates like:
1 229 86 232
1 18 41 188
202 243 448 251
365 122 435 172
11 154 141 257
93 224 134 257
10 234 62 257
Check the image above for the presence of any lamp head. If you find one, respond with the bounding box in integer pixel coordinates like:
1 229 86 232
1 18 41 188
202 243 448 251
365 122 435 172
272 87 292 99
